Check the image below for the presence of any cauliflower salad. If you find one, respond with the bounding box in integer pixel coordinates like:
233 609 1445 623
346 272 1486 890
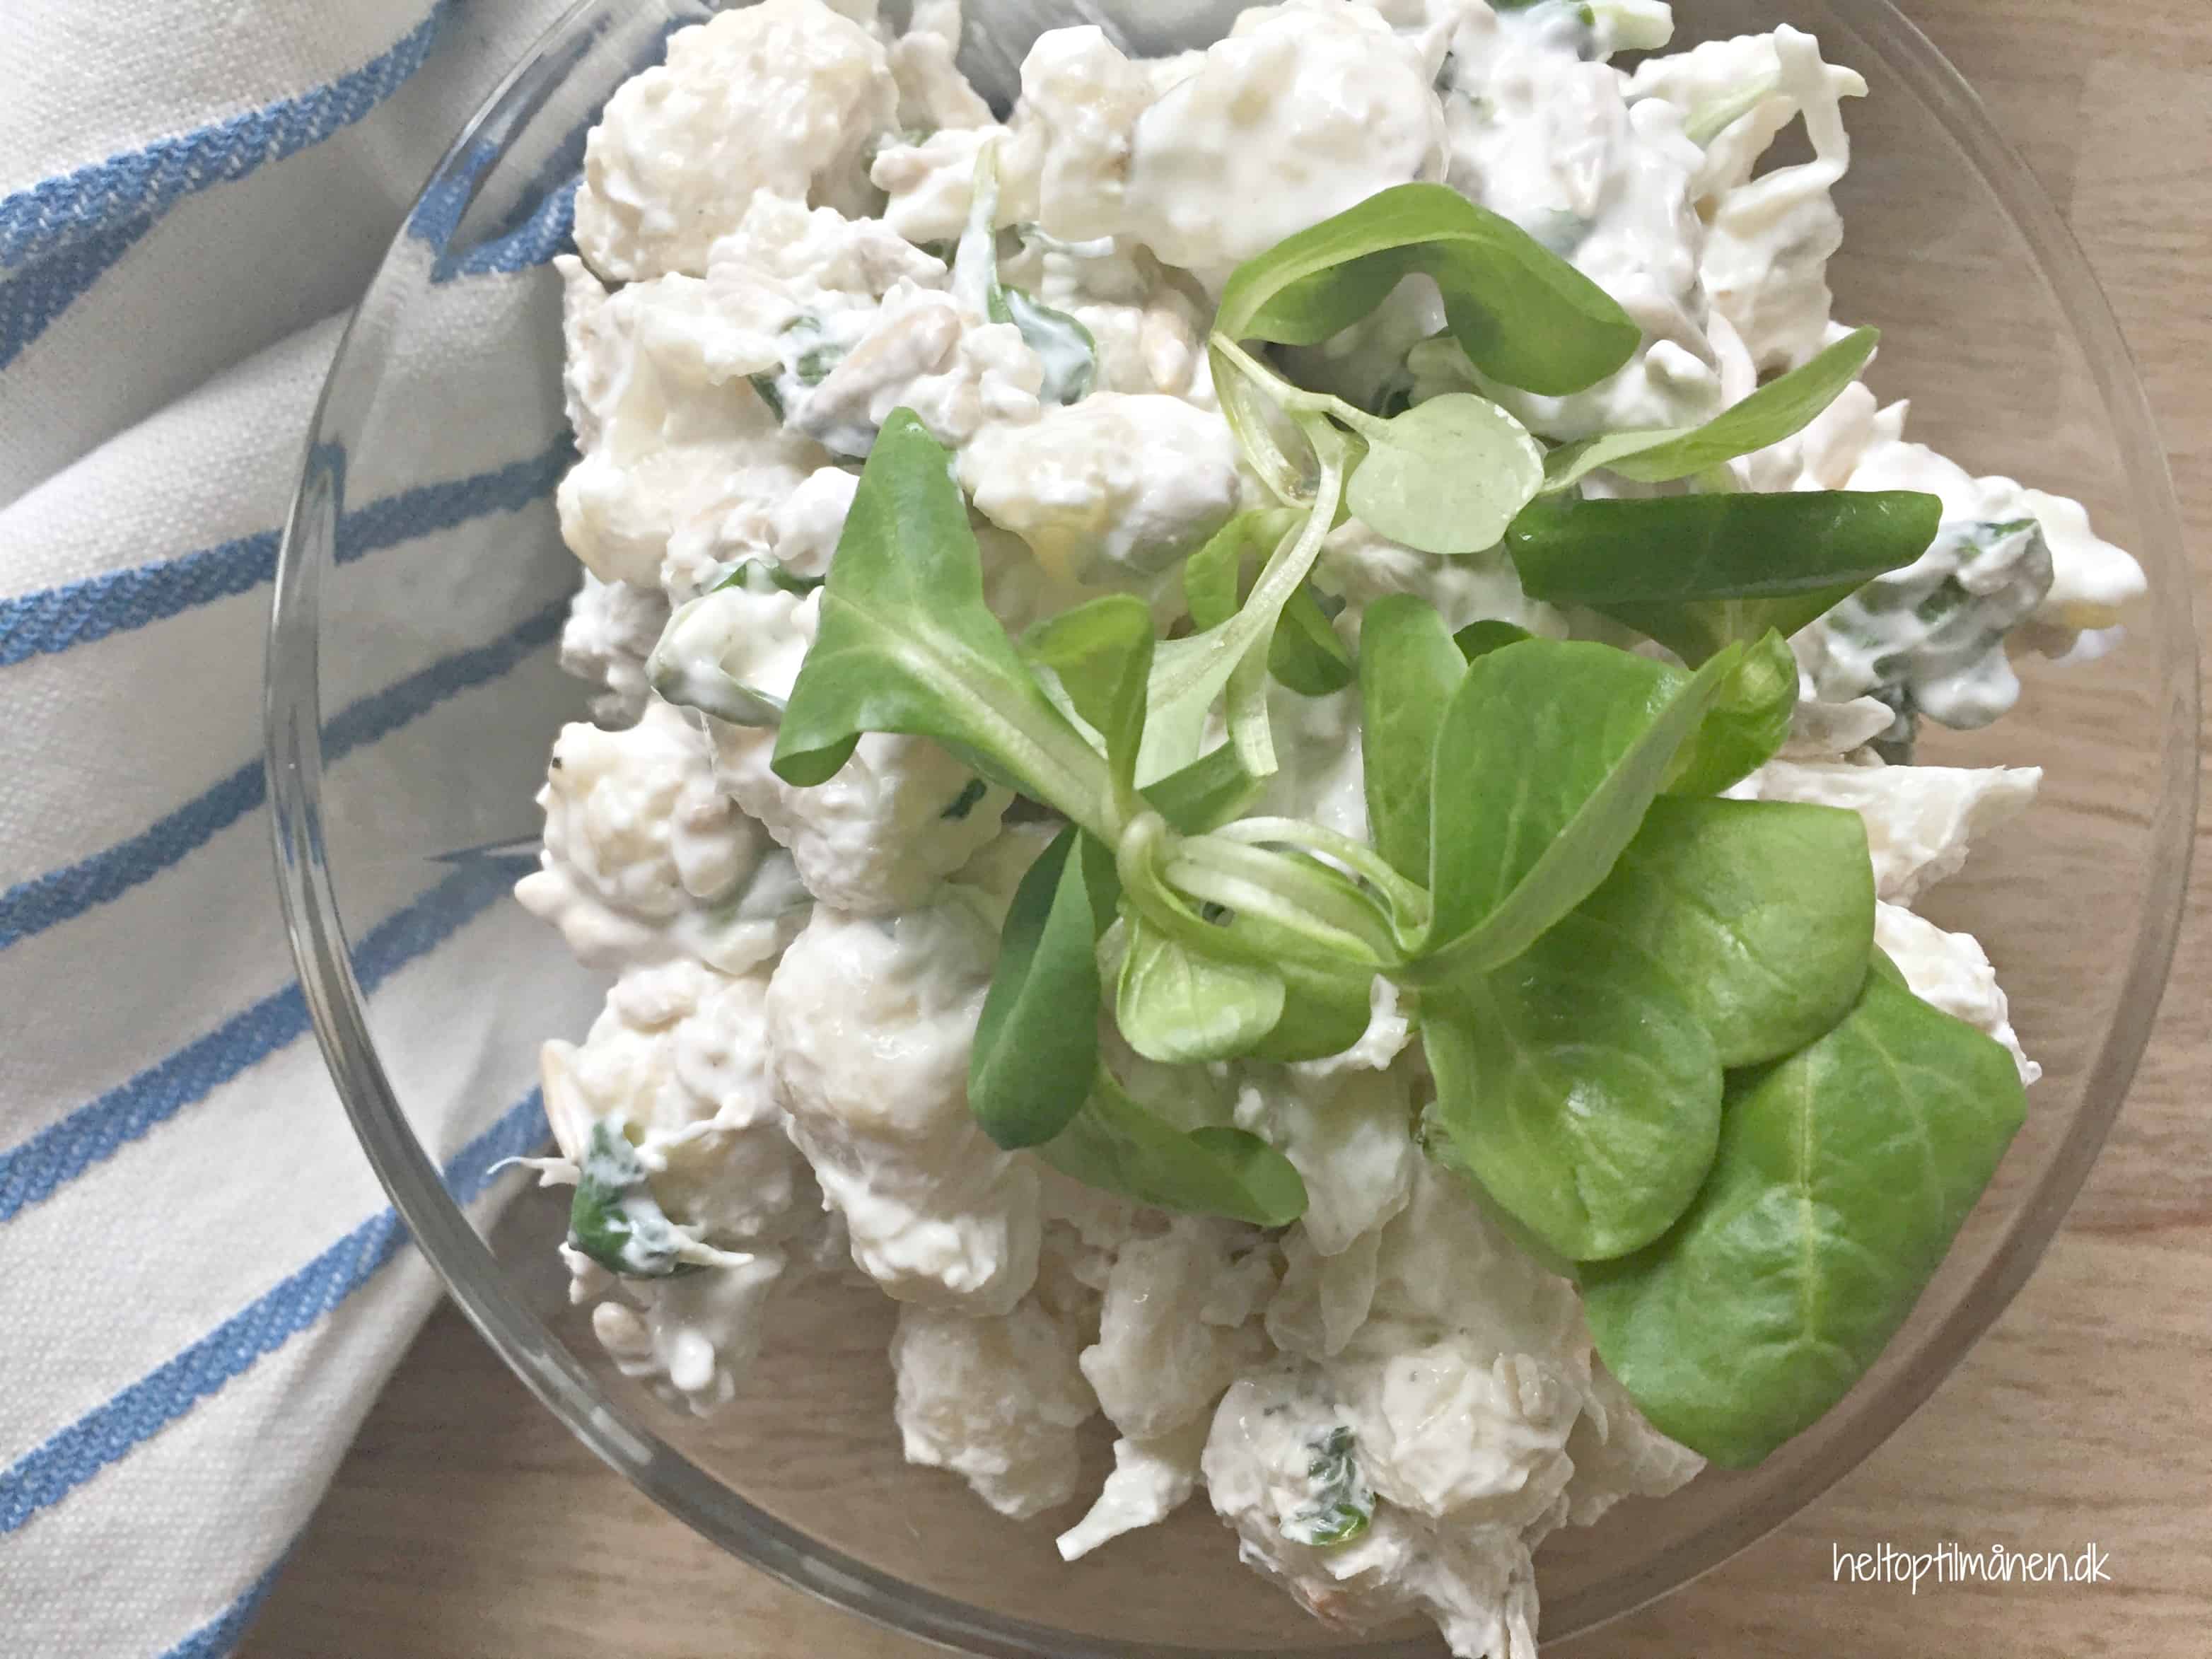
513 2 2146 1653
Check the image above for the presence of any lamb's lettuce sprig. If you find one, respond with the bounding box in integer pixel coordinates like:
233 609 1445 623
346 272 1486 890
769 410 1815 1188
750 191 2021 1473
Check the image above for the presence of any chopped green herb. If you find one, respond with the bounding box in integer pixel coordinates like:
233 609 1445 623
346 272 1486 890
1283 1426 1375 1547
940 778 989 821
569 1123 707 1280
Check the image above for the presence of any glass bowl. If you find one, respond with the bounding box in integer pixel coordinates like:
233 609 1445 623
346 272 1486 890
264 1 2196 1652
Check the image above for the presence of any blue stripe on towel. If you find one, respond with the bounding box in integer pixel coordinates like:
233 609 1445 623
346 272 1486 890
0 212 156 373
0 858 514 1223
433 176 578 284
0 598 564 952
0 1088 549 1534
154 1545 295 1659
0 441 570 669
0 6 450 271
0 6 451 371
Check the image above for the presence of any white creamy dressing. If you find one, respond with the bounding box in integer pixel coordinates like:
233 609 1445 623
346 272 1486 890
521 4 2146 1654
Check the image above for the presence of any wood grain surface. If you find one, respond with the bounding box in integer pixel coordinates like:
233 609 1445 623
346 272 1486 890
243 4 2212 1654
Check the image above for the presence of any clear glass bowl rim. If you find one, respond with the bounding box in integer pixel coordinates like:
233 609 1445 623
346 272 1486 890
264 3 2199 1653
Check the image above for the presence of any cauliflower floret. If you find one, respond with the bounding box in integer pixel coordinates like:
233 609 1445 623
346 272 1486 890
554 255 827 590
711 723 1011 916
1035 1165 1146 1294
1016 27 1159 245
1235 1064 1416 1259
1114 3 1448 275
534 957 815 1414
1690 28 1866 371
574 0 898 280
1428 6 1722 441
1004 238 1208 400
1081 1216 1274 1443
767 897 1041 1312
789 282 1044 457
891 1291 1098 1520
959 392 1241 584
2023 486 2146 633
559 571 669 730
1223 1174 1602 1659
1627 26 1870 209
1875 902 2039 1085
542 960 810 1239
768 465 860 580
1447 13 1706 355
709 190 950 305
1203 1364 1550 1659
1337 1337 1583 1531
591 1251 788 1416
1735 759 2040 904
873 124 1032 245
889 0 994 132
1560 1362 1704 1527
1268 1228 1386 1363
1055 1417 1210 1561
1363 1163 1590 1362
516 702 789 974
669 583 1010 914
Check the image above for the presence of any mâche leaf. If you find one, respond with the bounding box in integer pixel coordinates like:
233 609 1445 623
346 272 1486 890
960 139 1099 407
1359 595 1468 882
1664 627 1798 795
1191 900 1379 1063
1453 619 1535 660
1421 639 1740 976
1214 183 1639 396
1023 594 1156 798
772 410 1114 837
707 558 824 596
1577 796 1875 1067
1269 586 1356 695
1504 490 1940 611
1343 392 1545 555
1183 508 1305 630
1541 328 1880 491
1582 967 2027 1466
970 827 1118 1149
1116 916 1287 1064
1181 508 1352 694
1423 912 1724 1262
1141 743 1267 834
991 285 1098 407
1043 1067 1308 1226
1609 587 1868 668
1139 429 1351 785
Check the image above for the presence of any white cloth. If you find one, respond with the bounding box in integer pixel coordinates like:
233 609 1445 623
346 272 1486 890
0 4 593 1653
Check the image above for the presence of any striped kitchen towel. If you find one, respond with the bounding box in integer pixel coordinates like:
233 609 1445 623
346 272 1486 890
0 4 602 1653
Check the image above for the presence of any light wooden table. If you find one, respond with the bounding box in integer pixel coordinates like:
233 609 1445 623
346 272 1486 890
245 4 2211 1654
